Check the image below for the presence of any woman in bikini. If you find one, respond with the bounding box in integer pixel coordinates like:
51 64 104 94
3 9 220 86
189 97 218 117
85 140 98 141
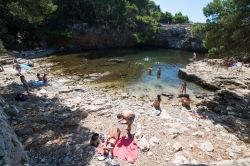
103 128 121 156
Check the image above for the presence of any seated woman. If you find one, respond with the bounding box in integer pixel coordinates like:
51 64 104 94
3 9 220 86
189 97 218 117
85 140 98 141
43 74 48 83
103 128 121 157
179 96 191 109
37 73 43 81
152 95 161 111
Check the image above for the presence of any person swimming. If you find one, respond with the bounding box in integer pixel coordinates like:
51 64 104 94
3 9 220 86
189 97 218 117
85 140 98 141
148 67 153 76
157 67 161 78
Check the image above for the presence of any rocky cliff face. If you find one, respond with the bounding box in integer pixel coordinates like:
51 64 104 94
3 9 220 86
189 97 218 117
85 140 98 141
148 24 207 52
52 23 206 52
50 24 136 50
0 96 28 165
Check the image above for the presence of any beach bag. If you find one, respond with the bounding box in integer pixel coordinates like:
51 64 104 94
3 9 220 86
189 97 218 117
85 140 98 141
15 94 28 101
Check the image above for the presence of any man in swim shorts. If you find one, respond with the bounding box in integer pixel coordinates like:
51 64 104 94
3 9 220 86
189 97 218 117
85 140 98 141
117 110 135 135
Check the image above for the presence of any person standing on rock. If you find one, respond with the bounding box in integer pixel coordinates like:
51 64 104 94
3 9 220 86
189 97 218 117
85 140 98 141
117 110 135 136
20 75 30 94
180 81 188 95
13 60 21 75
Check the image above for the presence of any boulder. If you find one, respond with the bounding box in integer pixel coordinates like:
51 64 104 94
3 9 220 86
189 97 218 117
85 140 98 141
0 107 28 165
138 137 150 152
149 137 159 146
172 154 189 165
172 143 183 152
200 141 214 152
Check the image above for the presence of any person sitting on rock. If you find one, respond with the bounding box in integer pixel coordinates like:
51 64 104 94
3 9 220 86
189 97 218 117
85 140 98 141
20 75 30 94
180 81 188 95
103 128 121 157
43 74 48 83
90 133 100 147
117 110 135 136
152 95 161 111
179 96 191 109
37 73 43 81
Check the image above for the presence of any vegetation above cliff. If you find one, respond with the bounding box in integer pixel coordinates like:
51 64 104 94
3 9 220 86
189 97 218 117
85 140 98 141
0 0 193 50
192 0 250 56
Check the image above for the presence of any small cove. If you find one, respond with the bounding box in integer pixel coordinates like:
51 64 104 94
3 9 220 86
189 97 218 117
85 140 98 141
48 48 209 97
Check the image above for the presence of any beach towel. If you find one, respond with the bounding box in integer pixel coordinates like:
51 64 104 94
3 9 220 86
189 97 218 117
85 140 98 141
30 81 47 87
113 136 138 163
21 64 31 71
191 111 208 119
97 136 138 163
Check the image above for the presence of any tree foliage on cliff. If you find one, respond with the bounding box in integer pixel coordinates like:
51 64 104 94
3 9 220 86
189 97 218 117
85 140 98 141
0 0 163 48
192 0 250 55
160 12 189 24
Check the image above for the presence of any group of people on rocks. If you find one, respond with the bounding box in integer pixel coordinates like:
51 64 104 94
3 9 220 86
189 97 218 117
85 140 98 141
90 110 135 159
20 73 48 94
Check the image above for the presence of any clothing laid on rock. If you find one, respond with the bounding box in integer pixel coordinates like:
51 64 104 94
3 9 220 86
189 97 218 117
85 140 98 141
30 81 47 87
15 94 28 101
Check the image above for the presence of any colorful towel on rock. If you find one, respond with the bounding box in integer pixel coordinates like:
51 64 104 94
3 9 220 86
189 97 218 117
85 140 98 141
21 64 31 70
30 81 47 87
97 136 138 163
113 136 138 163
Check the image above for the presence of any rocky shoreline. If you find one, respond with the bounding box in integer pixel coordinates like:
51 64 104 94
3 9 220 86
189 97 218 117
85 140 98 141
179 59 250 142
0 54 250 165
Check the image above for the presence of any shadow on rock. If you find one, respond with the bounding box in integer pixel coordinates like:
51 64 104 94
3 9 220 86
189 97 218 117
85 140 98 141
197 89 250 143
0 83 96 165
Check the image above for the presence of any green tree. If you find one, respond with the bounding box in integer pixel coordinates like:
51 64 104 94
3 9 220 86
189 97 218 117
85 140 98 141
160 11 173 24
8 0 57 24
172 12 189 23
0 39 5 54
194 0 250 55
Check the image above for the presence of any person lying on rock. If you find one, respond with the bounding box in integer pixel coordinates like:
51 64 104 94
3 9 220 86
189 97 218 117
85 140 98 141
20 75 30 94
37 73 43 81
152 95 161 111
117 110 135 136
103 128 121 157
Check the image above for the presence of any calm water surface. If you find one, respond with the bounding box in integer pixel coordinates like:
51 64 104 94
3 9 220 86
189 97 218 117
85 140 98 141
48 48 208 97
